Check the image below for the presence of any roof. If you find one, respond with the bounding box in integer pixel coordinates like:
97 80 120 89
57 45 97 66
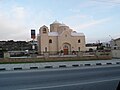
48 32 58 36
114 38 120 41
71 32 85 36
48 31 85 36
59 23 67 27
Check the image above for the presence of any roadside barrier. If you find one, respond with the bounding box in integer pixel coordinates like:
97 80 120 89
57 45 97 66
14 67 22 70
106 63 112 65
84 64 91 66
59 65 67 68
72 64 79 67
44 66 53 68
96 63 102 65
30 67 38 69
116 62 120 64
0 68 6 71
0 61 120 71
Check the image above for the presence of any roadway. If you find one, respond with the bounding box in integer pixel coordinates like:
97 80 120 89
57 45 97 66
0 65 120 90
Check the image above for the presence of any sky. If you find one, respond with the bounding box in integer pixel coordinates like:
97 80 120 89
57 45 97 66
0 0 120 43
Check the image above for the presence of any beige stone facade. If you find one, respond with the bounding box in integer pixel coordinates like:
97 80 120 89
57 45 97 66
110 38 120 58
37 21 86 55
110 38 120 49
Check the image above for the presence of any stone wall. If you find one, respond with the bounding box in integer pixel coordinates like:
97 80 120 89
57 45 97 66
0 55 112 63
112 49 120 58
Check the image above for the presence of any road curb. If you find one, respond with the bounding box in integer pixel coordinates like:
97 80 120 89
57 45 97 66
0 61 120 71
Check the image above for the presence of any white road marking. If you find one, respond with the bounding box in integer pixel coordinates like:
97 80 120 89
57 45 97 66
19 78 120 90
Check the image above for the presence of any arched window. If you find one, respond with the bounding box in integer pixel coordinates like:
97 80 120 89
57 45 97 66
63 45 68 49
43 28 47 33
49 39 52 43
78 39 81 43
45 47 47 52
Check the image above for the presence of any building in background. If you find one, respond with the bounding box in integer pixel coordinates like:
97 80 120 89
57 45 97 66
110 38 120 50
110 38 120 58
86 42 111 52
0 40 38 57
86 43 98 52
37 21 86 55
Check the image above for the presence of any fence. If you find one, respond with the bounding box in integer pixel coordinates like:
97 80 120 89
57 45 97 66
39 50 111 57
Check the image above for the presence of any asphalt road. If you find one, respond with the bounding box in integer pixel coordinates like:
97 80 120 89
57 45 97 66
0 65 120 90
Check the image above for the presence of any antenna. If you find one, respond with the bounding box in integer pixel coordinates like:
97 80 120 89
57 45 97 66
109 35 113 40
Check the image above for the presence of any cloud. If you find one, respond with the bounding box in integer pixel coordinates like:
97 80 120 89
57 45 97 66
63 14 90 26
69 9 81 13
27 9 54 33
69 0 119 15
67 14 87 19
0 5 54 41
0 6 30 41
12 6 26 20
63 13 111 30
76 18 111 29
63 14 94 29
92 0 120 4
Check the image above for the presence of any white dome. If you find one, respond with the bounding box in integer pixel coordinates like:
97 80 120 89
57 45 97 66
52 20 60 24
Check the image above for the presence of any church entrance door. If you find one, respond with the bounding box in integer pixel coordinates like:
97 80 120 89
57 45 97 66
64 48 68 55
63 43 71 55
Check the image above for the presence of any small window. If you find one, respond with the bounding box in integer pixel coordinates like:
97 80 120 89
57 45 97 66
115 44 117 46
49 39 52 43
43 28 47 33
78 47 80 51
78 39 81 43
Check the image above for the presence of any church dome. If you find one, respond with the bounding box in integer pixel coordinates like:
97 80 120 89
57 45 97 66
52 20 61 24
59 23 67 27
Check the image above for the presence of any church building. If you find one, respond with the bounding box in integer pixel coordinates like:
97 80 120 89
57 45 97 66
37 21 86 55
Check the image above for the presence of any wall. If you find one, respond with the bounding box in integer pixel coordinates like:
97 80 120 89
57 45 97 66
48 36 58 54
112 49 120 58
39 26 49 54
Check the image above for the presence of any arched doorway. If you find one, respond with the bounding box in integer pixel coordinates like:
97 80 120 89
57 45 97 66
63 43 71 55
